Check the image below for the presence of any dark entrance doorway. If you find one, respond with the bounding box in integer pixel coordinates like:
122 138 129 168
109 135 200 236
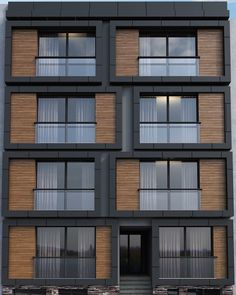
120 231 149 275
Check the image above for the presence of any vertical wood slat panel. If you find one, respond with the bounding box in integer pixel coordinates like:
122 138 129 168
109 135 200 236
10 93 37 143
9 160 36 210
116 159 140 210
96 226 112 279
116 29 139 76
213 226 227 278
200 159 226 210
199 93 225 143
198 29 223 76
12 30 38 76
9 227 36 279
96 93 116 143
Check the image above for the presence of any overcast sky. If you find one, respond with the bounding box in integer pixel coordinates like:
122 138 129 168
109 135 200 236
0 0 235 18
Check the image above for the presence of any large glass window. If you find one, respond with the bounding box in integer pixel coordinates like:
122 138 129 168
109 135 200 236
139 34 198 76
140 161 199 210
159 227 213 278
140 96 199 143
35 227 95 278
37 32 96 76
36 97 96 143
35 162 95 211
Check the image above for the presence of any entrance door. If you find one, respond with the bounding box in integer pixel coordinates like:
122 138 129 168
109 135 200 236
120 233 147 275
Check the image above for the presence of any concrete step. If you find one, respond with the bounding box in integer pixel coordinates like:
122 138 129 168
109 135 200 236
120 276 152 295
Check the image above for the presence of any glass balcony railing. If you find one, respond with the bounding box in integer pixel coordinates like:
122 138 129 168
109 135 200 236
139 189 201 211
34 257 95 278
139 57 199 76
34 189 95 211
35 122 96 144
139 123 200 144
160 256 215 278
36 57 96 76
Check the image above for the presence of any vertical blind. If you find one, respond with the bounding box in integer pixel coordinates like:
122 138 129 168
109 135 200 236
36 227 95 278
159 227 213 278
37 98 96 143
140 161 199 210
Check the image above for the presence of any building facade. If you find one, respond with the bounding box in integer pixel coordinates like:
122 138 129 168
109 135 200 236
1 2 234 295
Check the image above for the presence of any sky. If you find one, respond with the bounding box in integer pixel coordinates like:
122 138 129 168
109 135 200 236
0 0 235 19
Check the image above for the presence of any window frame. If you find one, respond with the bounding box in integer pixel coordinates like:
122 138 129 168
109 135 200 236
139 160 200 190
159 226 213 259
139 32 198 59
35 226 96 278
36 96 97 144
35 161 95 191
38 32 96 59
139 95 199 124
36 96 96 124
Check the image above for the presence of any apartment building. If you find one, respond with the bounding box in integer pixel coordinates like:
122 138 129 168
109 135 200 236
1 2 234 295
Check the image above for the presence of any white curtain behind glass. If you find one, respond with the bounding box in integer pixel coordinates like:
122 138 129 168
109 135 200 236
170 162 198 210
140 162 168 210
169 97 197 143
186 227 212 278
159 227 184 278
37 227 63 278
140 97 167 143
38 37 60 76
77 227 95 278
70 98 95 143
139 37 151 75
36 163 59 210
37 99 61 143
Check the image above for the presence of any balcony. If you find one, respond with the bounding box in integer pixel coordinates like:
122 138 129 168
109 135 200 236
139 57 199 76
140 122 200 144
36 57 96 76
34 189 95 211
160 256 215 278
34 257 95 278
139 189 201 210
35 122 96 143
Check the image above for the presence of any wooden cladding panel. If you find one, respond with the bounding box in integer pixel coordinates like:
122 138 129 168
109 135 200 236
213 226 227 279
116 159 139 211
198 29 223 76
199 93 225 143
200 160 226 210
96 226 112 279
12 30 38 76
10 93 37 143
9 160 36 211
9 227 36 279
116 29 139 76
96 93 116 143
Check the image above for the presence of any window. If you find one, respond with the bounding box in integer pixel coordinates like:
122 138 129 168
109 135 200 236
36 97 96 143
168 290 179 295
139 33 198 76
37 32 96 76
34 162 95 210
187 289 221 295
14 291 46 295
159 227 214 278
140 161 199 210
35 227 95 278
140 96 199 143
